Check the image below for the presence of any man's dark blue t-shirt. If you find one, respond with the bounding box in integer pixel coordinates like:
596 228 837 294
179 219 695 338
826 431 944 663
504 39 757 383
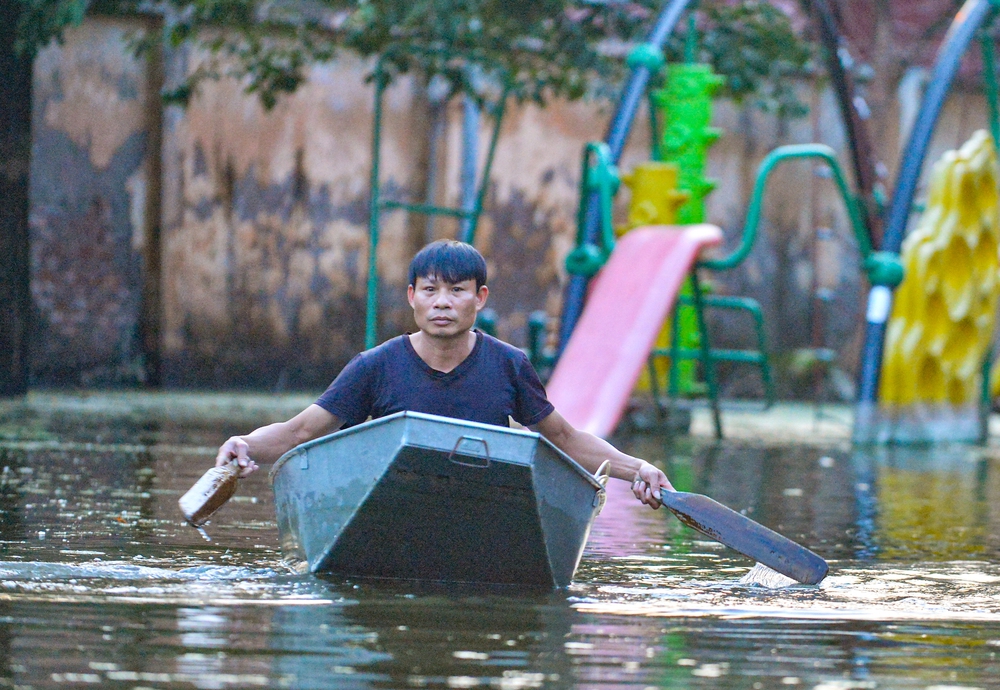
315 331 554 429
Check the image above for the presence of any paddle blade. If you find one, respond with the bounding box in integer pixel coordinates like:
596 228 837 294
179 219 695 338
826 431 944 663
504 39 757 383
661 491 828 585
179 462 240 528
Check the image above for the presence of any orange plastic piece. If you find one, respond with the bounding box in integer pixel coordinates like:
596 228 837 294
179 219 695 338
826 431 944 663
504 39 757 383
547 224 723 437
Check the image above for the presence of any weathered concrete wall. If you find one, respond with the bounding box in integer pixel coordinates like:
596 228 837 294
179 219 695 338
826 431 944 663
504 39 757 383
29 19 158 388
159 54 421 388
155 52 654 390
28 18 999 399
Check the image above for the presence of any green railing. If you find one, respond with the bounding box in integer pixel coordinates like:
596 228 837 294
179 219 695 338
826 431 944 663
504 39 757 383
651 294 775 400
702 145 871 274
365 57 509 348
700 143 904 295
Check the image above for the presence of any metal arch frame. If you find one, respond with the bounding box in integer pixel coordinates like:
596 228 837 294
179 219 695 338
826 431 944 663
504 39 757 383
805 0 884 249
855 0 1000 423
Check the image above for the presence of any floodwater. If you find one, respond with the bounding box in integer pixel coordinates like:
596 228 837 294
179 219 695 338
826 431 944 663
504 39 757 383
2 396 1000 689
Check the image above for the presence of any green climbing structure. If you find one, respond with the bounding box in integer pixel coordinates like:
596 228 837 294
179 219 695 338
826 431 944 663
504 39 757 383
650 61 776 415
650 64 720 399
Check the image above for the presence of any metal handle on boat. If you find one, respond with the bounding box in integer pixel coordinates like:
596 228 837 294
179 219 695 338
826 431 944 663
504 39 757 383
448 436 491 468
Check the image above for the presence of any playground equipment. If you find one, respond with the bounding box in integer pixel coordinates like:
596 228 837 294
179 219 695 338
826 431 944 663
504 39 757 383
551 0 904 437
855 0 1000 441
877 130 1000 442
617 162 692 395
555 17 788 438
600 55 776 412
653 63 723 226
557 0 889 348
554 0 1000 442
552 0 895 438
356 1 1000 443
619 162 688 232
554 136 897 438
547 224 722 438
558 0 695 352
645 62 716 400
649 58 776 411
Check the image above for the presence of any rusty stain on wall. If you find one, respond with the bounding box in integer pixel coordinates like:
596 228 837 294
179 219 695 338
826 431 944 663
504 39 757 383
159 55 420 388
29 20 153 387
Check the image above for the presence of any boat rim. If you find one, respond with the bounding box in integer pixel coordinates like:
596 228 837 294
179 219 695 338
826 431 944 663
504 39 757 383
268 410 604 491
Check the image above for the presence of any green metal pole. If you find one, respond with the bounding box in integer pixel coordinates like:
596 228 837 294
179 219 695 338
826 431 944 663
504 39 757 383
684 13 698 64
668 297 681 399
648 91 663 162
689 269 722 439
465 88 509 245
365 69 388 350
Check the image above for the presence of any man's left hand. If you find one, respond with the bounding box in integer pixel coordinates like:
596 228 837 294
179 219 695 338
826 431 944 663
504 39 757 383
631 461 673 509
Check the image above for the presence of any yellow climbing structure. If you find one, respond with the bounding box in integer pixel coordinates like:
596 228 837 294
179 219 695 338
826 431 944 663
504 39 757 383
880 130 1000 408
618 162 688 235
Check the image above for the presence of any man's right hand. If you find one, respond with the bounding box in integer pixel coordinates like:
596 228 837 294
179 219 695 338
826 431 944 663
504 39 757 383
216 436 259 478
631 460 672 509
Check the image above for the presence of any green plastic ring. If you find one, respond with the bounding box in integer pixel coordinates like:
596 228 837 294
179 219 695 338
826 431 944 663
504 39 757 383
565 244 609 277
626 44 665 72
863 251 905 288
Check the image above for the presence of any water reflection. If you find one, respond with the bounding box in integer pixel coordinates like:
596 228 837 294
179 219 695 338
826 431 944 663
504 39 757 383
177 606 229 688
852 444 1000 561
0 402 999 687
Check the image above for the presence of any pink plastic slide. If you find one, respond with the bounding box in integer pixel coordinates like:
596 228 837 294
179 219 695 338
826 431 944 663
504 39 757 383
546 224 723 437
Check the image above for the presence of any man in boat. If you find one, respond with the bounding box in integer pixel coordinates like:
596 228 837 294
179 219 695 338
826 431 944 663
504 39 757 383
215 240 671 508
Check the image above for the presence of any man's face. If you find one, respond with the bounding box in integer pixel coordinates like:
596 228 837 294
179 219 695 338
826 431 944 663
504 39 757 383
408 275 488 339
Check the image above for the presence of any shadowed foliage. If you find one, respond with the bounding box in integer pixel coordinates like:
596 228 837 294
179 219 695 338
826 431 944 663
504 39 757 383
16 0 813 116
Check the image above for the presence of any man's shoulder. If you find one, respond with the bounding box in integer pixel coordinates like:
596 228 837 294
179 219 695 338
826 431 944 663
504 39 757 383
362 335 409 359
347 335 409 374
477 331 530 365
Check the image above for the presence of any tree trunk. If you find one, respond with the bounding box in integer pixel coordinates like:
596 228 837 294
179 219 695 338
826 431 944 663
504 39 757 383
140 31 165 387
0 2 33 397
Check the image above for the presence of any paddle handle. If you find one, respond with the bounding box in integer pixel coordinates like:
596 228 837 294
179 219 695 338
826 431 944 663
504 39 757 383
179 461 241 527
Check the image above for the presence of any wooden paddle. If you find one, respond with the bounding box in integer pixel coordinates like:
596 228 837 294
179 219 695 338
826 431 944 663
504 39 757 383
659 489 829 585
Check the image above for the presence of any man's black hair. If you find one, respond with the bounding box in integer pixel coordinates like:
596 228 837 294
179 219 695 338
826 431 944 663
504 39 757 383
408 240 488 289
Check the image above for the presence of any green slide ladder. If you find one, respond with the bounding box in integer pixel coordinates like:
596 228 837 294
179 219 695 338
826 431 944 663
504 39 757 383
364 56 509 348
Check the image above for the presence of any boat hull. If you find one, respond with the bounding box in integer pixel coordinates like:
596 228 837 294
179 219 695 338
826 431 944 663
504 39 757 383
269 411 604 587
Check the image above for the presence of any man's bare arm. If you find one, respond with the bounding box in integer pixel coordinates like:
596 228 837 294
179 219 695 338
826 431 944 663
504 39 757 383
215 404 343 477
533 409 672 509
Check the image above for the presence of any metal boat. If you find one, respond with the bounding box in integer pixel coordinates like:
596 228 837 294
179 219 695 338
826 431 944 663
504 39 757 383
269 411 605 587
